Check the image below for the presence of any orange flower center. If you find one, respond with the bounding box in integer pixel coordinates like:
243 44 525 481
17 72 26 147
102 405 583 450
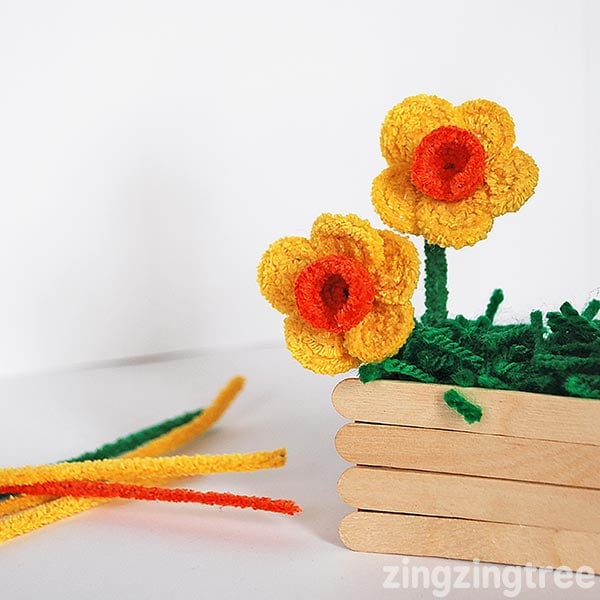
410 125 486 201
294 254 375 333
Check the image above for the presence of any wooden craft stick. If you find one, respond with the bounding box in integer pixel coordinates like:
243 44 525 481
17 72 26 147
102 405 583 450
335 423 600 489
338 466 600 533
332 379 600 445
339 512 600 571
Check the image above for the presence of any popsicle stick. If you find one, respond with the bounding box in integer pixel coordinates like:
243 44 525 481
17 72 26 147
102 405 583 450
335 423 600 489
338 466 600 533
332 379 600 445
339 512 600 571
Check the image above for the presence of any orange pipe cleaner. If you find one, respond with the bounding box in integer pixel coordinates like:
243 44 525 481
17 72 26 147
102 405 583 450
0 481 301 516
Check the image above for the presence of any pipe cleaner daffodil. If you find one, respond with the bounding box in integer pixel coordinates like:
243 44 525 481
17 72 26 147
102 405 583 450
257 214 419 374
372 94 539 249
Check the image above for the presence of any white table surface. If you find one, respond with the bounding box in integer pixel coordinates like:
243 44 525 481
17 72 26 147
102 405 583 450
0 345 597 599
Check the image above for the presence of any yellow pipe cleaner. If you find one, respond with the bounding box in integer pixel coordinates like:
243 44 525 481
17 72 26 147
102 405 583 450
0 495 41 518
0 449 287 487
0 376 244 541
0 375 244 519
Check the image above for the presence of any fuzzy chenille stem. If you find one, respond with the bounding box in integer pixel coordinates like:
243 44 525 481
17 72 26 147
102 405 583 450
423 242 448 325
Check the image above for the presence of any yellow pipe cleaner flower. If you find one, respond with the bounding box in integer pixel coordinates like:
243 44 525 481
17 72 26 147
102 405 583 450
257 214 419 374
372 95 539 249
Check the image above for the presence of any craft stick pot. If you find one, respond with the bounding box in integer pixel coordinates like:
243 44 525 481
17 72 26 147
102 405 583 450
332 378 600 572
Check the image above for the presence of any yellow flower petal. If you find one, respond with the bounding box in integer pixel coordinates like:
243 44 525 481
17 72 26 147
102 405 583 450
371 166 420 235
456 99 516 159
373 230 420 305
310 213 385 274
486 148 539 217
344 302 415 363
380 94 455 166
284 315 359 375
257 236 316 314
416 190 494 249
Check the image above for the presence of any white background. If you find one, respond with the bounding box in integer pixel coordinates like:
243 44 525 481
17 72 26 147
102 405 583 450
0 0 598 376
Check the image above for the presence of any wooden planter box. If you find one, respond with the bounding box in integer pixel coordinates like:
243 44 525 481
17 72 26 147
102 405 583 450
333 378 600 572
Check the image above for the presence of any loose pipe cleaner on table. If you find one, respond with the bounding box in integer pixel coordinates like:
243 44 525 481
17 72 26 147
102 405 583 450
0 376 301 543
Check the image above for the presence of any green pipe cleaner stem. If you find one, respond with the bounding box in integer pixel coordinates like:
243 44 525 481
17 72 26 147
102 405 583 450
423 242 449 325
